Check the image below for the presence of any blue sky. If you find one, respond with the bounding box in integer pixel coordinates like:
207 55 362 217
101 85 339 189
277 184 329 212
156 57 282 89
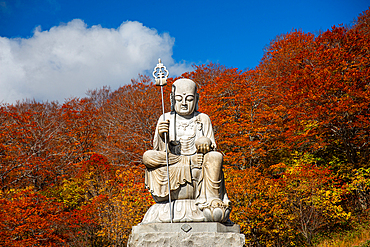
0 0 369 103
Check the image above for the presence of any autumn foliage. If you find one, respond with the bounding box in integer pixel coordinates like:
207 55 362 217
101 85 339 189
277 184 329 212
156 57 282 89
0 8 369 246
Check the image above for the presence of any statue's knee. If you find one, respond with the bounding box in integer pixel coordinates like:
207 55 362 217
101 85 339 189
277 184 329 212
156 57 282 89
143 150 157 168
142 150 151 162
204 151 223 166
208 151 223 160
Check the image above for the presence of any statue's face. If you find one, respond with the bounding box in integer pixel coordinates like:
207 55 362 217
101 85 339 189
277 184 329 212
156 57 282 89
173 80 197 116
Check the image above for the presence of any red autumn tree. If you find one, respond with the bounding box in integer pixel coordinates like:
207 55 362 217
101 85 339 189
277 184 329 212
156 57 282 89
96 75 165 165
258 8 370 172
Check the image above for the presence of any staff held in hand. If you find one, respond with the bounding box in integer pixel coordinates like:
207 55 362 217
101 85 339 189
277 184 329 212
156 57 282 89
152 58 173 223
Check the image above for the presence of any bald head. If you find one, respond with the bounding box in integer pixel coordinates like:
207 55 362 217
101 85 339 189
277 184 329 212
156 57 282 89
172 79 197 95
172 79 198 116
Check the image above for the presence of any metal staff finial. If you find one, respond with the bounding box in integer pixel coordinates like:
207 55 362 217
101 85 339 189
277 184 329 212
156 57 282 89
153 58 169 86
152 58 173 223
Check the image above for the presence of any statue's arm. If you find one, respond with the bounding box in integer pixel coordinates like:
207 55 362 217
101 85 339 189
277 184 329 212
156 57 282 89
153 113 170 151
153 115 164 151
200 113 217 149
194 113 217 154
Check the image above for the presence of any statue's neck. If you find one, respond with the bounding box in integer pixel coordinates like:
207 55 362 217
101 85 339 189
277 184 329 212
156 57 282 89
175 112 195 121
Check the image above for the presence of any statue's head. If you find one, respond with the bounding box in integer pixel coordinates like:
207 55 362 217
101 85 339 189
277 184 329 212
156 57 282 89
171 79 199 116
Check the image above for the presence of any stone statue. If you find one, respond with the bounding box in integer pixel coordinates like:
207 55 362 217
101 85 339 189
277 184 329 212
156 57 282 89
141 78 231 223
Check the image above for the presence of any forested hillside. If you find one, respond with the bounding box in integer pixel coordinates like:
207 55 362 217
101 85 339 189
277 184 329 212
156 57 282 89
1 8 369 247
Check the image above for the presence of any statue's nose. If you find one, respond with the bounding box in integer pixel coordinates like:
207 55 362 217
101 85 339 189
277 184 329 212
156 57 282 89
182 98 187 105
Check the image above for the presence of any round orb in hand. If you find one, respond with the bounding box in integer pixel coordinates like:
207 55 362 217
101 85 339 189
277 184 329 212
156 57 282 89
195 136 212 154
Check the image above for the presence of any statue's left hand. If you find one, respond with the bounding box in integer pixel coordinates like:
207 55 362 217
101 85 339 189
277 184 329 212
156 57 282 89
195 136 213 154
197 143 211 154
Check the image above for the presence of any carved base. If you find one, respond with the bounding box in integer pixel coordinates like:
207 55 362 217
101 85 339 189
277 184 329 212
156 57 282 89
127 222 245 247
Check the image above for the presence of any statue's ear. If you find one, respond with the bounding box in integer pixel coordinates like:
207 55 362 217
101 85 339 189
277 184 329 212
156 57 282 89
170 92 175 112
171 85 176 112
195 93 199 111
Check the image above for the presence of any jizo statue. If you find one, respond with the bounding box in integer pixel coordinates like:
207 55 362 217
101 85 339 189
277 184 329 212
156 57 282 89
141 74 231 223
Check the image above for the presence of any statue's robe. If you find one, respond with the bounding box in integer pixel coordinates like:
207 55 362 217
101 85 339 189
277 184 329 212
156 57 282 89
143 111 229 206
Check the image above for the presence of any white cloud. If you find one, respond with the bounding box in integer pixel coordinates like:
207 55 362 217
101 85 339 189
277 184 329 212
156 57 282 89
0 19 191 104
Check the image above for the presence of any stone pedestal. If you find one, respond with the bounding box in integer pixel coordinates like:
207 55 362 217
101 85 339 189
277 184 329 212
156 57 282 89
127 222 245 247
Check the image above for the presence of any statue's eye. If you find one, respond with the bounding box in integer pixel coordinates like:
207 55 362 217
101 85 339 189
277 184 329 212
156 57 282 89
175 95 182 101
186 96 194 101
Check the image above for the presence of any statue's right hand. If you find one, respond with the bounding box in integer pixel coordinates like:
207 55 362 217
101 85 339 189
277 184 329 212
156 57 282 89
158 119 170 139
